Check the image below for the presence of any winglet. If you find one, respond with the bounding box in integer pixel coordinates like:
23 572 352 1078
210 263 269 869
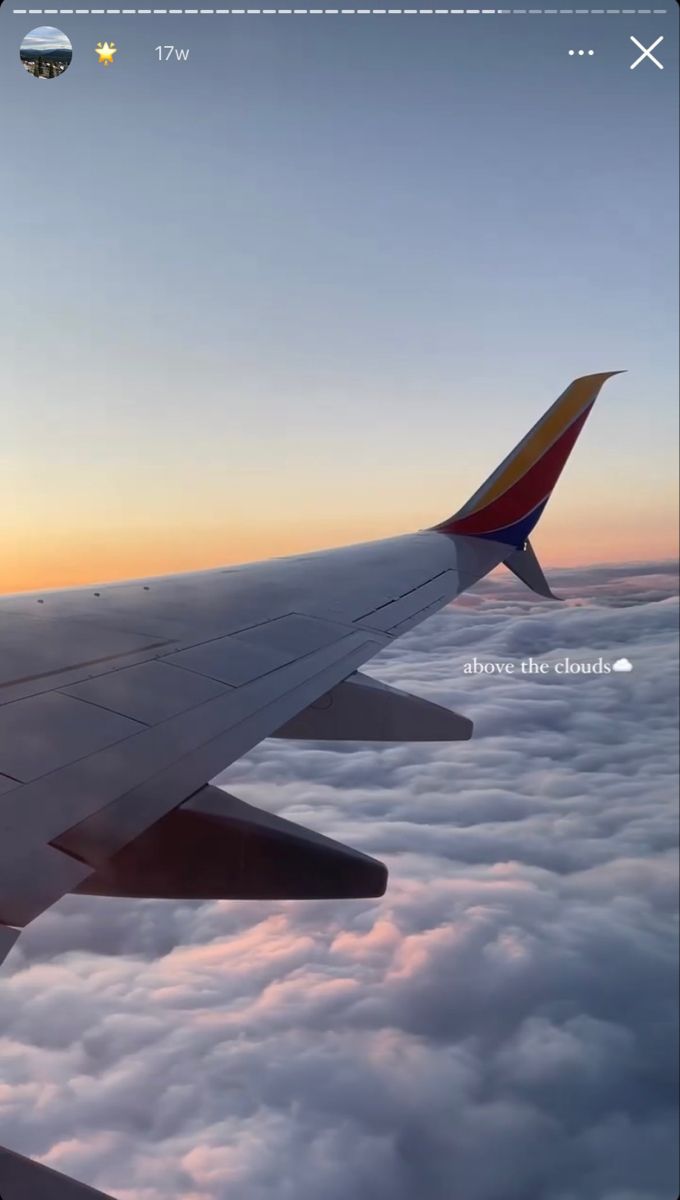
433 372 623 548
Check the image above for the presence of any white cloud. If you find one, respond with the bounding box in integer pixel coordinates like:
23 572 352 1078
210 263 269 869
1 561 677 1200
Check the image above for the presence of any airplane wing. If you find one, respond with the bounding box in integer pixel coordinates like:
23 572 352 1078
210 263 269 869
0 525 496 963
0 372 619 971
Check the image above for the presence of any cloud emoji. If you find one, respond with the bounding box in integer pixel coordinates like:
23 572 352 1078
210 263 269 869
612 657 634 673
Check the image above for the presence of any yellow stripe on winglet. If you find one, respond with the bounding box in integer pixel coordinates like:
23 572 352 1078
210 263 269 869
463 372 621 517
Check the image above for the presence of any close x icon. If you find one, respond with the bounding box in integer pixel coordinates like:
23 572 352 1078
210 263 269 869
629 34 664 70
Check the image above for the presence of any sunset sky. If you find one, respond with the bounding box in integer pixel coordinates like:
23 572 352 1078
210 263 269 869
1 11 678 591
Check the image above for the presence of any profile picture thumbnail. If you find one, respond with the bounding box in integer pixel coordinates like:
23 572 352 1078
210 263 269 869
20 26 73 79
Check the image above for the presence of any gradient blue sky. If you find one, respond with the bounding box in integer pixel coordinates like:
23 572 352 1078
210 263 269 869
1 9 678 587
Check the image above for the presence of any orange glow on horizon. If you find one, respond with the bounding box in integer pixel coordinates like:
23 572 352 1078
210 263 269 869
2 515 677 595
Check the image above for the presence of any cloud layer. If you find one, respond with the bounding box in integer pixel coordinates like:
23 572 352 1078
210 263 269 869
1 561 678 1200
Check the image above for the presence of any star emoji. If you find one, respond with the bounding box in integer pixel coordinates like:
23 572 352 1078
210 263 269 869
95 41 117 66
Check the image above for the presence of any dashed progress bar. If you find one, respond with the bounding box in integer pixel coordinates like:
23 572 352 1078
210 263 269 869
10 6 671 13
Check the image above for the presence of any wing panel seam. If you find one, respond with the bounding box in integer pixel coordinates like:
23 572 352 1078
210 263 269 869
354 569 451 621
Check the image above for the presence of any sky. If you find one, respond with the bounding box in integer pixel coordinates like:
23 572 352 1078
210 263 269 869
1 562 677 1199
19 26 72 55
0 8 678 590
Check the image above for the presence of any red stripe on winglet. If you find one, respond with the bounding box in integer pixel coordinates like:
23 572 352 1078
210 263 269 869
446 404 593 536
